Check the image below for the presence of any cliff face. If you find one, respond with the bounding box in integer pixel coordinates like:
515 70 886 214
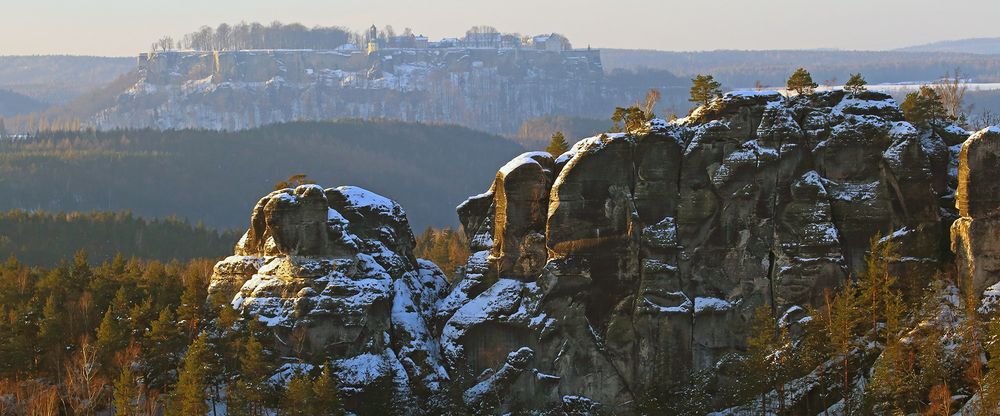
208 90 997 414
208 185 451 410
97 49 605 134
952 127 1000 296
447 90 961 412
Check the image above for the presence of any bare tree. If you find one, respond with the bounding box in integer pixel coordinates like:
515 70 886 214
643 88 662 118
932 68 970 124
61 339 107 414
151 36 174 52
972 109 1000 130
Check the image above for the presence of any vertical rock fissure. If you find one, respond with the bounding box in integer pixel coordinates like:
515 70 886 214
766 106 787 316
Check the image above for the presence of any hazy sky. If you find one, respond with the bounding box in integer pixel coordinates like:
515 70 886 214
2 0 999 56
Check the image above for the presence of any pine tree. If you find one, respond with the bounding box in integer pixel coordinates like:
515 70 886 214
240 334 272 415
177 273 207 339
689 74 722 107
786 68 819 95
857 235 900 342
744 305 791 413
545 131 569 156
313 363 345 416
283 371 315 416
37 293 66 375
113 364 139 416
611 106 647 133
901 86 948 127
844 73 867 95
226 380 254 416
144 308 184 389
824 284 863 412
169 333 211 416
95 304 129 373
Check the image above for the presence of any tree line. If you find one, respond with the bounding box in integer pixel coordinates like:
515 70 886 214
0 209 240 266
152 22 353 52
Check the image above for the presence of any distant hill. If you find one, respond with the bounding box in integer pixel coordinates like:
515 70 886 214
0 210 240 266
0 120 525 230
0 55 135 104
601 49 1000 88
0 89 47 117
896 37 1000 55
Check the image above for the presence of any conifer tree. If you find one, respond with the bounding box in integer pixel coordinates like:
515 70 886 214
611 106 647 133
283 372 315 416
144 308 184 389
901 86 948 127
744 305 792 413
824 284 863 412
857 235 900 342
113 364 139 416
95 304 129 372
787 68 819 95
545 131 569 156
37 293 66 375
177 273 207 339
226 380 254 416
169 333 211 416
313 363 345 416
689 74 722 107
239 334 273 415
844 73 867 95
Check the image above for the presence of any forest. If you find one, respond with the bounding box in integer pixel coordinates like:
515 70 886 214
0 120 524 230
3 235 999 414
0 210 239 266
0 214 470 414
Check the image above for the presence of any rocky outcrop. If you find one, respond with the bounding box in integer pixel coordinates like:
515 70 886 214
952 127 1000 295
208 184 450 412
445 90 959 413
98 49 606 134
207 91 986 415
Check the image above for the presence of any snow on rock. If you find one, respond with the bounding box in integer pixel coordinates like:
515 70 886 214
498 151 551 177
694 297 737 314
334 185 402 217
441 278 524 364
207 183 448 412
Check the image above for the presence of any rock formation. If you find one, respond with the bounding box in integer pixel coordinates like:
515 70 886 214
446 90 959 413
208 90 987 414
208 184 450 411
952 127 1000 295
98 49 606 134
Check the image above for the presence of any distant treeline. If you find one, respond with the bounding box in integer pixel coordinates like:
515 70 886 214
601 49 1000 86
0 120 524 230
154 22 353 52
0 210 239 266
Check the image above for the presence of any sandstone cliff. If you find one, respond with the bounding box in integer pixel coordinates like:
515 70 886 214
208 184 450 410
97 49 606 134
446 89 961 412
208 90 997 414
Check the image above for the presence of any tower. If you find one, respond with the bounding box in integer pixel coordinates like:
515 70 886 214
367 25 379 55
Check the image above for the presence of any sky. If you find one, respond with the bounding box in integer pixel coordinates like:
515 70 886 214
1 0 999 56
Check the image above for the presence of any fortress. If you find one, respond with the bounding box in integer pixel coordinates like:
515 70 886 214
118 30 606 133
